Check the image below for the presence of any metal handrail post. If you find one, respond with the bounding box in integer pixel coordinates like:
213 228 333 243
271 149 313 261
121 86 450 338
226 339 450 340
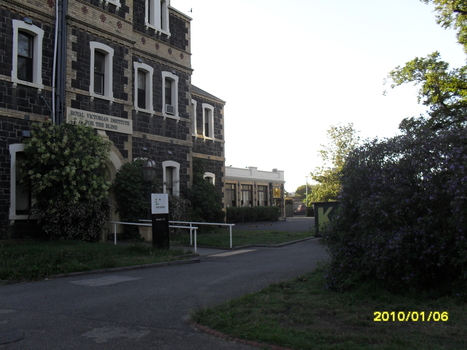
194 227 197 253
190 222 193 246
114 222 117 245
230 224 233 249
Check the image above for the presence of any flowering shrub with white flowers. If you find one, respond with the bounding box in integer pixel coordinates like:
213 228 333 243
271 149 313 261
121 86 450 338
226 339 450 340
20 121 111 241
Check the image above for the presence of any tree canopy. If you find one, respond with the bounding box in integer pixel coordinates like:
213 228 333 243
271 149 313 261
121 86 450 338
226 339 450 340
386 1 467 131
307 123 359 203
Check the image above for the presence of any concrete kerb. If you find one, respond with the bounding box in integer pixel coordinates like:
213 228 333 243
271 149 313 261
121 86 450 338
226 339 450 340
193 236 317 254
48 256 200 279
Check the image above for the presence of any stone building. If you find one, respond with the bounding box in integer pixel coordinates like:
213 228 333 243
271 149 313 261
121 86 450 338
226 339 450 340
0 0 225 236
225 166 285 216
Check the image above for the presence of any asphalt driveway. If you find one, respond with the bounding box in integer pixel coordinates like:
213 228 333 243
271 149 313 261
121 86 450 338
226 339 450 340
0 224 326 350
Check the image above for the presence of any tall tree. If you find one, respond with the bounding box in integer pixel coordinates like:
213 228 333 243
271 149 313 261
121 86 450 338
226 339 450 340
294 184 312 200
308 123 359 203
386 1 467 132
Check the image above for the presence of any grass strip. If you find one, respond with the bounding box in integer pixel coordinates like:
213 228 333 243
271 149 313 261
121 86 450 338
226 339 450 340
193 267 467 350
0 240 189 282
174 229 312 248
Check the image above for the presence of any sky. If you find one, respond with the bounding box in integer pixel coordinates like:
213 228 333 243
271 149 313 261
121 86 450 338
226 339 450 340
172 0 466 193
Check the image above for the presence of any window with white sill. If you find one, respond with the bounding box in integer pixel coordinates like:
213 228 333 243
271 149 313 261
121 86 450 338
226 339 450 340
162 160 180 196
134 62 154 112
9 144 33 220
191 99 197 136
203 172 216 185
90 42 114 102
162 71 179 119
11 20 44 90
202 103 214 139
146 0 170 34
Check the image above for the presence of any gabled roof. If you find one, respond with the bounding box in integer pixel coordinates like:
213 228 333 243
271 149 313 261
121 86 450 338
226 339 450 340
191 85 226 104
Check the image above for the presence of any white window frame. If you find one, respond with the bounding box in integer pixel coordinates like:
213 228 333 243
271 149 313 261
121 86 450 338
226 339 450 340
9 144 40 220
90 42 114 102
105 0 121 8
134 62 154 113
162 160 180 196
203 172 216 185
162 71 179 120
11 20 44 90
202 103 215 140
145 0 171 35
191 99 197 136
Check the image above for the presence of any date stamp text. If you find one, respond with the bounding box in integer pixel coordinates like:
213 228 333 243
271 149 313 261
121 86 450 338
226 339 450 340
374 311 449 322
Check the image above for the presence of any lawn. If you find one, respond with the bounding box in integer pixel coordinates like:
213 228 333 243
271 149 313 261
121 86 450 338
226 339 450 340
174 228 312 248
0 230 311 283
0 240 189 283
193 267 467 350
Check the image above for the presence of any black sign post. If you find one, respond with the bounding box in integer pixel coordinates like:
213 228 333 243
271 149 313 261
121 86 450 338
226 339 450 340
151 194 169 249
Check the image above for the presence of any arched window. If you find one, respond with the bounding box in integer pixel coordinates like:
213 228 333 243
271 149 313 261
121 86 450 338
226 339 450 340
146 0 170 35
11 20 44 89
162 160 180 196
202 103 214 140
134 62 154 112
162 71 179 119
90 42 114 102
203 172 216 185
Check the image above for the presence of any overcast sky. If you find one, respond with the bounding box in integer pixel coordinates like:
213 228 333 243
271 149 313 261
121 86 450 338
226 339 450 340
172 0 466 193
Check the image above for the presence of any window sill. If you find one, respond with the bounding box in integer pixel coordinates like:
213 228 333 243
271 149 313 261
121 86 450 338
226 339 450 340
135 107 154 115
145 23 171 37
90 92 114 103
12 79 44 91
105 0 121 8
163 113 180 121
9 214 42 221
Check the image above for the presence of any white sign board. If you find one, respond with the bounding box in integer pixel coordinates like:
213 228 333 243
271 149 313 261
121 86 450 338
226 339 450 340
151 194 169 214
66 107 133 135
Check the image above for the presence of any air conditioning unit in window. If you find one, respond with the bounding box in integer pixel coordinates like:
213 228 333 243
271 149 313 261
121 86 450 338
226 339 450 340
166 104 175 115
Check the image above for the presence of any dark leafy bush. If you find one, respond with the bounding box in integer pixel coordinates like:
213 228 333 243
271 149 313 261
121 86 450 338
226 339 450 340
184 159 224 225
226 206 280 223
112 159 162 239
40 201 110 242
322 126 467 295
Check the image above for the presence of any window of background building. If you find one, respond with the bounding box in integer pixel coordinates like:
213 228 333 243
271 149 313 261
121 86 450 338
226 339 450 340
191 99 197 136
226 183 236 207
12 20 44 89
162 160 180 196
146 0 170 34
138 70 146 108
203 172 216 185
134 62 154 112
162 71 179 119
202 103 214 139
106 0 121 8
241 185 252 207
258 185 268 206
9 144 37 220
94 51 105 95
90 42 114 102
18 32 34 82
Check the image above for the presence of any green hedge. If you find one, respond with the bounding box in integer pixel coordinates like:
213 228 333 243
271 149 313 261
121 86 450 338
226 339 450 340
226 206 280 223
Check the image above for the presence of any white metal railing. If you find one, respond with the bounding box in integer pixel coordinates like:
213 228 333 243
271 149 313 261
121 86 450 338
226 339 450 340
170 221 235 249
139 220 236 249
108 221 199 253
